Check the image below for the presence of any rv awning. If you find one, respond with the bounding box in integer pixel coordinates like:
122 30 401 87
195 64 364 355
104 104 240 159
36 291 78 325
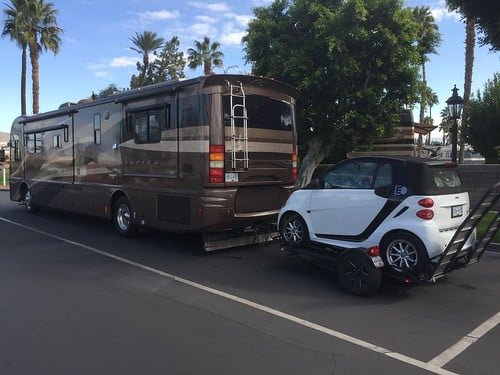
414 123 438 135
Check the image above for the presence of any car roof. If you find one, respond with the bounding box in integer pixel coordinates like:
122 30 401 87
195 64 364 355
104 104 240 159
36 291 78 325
347 156 456 168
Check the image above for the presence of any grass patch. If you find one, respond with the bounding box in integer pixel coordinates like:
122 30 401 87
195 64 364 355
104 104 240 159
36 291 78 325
477 211 500 243
1 166 8 187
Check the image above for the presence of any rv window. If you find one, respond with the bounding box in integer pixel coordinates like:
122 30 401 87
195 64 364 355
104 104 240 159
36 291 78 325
94 114 101 145
10 135 20 161
180 96 199 128
131 109 161 143
53 135 62 148
223 95 293 131
26 133 42 154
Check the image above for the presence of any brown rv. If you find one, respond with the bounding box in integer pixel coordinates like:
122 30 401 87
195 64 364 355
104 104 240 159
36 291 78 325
9 75 298 250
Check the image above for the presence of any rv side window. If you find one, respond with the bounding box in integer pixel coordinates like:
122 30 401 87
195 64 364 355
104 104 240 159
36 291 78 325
10 135 20 161
131 109 161 144
94 113 101 145
25 133 42 154
53 135 62 148
180 96 199 128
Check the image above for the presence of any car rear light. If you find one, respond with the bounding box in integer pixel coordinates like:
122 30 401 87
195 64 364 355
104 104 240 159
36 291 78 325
367 245 380 257
418 198 434 208
416 209 434 220
209 144 224 183
291 148 298 182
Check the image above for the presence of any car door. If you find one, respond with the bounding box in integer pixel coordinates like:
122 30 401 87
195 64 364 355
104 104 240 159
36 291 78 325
309 159 391 238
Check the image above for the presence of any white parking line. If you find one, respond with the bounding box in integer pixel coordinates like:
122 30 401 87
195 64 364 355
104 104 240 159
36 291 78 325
429 311 500 367
2 216 488 375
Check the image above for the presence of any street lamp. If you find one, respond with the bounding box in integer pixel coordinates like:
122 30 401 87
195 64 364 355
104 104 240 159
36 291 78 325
446 84 464 163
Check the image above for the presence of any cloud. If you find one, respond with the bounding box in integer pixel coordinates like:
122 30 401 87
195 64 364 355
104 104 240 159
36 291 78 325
188 2 231 13
109 56 137 68
431 7 461 23
138 10 180 22
94 71 110 78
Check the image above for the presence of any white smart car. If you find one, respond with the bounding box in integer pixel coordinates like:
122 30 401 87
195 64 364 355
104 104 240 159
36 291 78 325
278 156 475 276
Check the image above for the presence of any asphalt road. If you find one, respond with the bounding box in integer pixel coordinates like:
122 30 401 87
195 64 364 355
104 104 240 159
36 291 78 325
0 190 499 375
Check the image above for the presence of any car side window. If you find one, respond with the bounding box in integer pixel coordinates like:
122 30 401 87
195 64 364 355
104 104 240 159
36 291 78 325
324 161 378 189
374 163 393 188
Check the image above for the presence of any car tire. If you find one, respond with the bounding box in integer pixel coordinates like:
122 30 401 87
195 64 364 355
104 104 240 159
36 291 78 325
113 196 137 237
280 213 309 247
381 232 429 274
23 188 39 213
337 251 382 297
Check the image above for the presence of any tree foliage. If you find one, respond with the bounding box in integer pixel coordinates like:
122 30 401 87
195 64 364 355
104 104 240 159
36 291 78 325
243 0 420 186
129 31 164 88
2 0 62 114
446 0 500 51
187 36 224 75
2 0 29 115
151 36 186 82
465 73 500 163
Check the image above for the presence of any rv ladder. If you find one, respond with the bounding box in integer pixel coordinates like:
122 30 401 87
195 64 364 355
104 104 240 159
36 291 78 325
428 181 500 281
229 82 249 170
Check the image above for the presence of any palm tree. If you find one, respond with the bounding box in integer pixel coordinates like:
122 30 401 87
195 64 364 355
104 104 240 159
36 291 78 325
2 0 30 115
23 0 62 114
187 36 224 75
459 18 475 163
412 7 441 127
439 107 451 145
129 31 164 87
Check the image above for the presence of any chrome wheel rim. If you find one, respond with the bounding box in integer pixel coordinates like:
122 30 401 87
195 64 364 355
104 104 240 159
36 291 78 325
117 204 131 231
386 239 418 270
283 217 304 244
24 190 33 209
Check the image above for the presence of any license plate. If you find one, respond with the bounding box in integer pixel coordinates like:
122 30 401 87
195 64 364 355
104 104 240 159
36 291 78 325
370 255 384 268
451 205 463 218
225 172 239 182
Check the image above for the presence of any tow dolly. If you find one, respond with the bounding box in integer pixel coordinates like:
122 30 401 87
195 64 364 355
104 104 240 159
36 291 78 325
280 182 500 296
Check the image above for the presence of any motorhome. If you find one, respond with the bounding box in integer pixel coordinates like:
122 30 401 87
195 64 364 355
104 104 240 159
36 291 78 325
9 75 298 250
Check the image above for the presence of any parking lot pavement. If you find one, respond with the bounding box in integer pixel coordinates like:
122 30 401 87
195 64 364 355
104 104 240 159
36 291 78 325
0 190 499 375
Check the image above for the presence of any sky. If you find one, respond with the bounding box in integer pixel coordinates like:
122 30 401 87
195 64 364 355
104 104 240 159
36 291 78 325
0 0 498 136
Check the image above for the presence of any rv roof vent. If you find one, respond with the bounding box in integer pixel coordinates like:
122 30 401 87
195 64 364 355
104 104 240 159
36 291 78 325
59 102 76 109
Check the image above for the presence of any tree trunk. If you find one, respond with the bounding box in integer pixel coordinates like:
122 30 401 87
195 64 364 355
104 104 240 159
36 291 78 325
21 45 27 116
295 136 330 188
460 17 475 163
417 63 427 146
29 41 40 114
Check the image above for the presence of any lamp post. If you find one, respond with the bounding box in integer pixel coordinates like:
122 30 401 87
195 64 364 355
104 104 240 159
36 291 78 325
445 85 464 163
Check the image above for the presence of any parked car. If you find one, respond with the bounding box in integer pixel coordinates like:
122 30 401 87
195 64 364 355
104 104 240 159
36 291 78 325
278 156 475 279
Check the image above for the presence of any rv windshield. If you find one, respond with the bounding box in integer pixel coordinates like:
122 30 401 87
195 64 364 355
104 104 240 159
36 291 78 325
223 95 293 131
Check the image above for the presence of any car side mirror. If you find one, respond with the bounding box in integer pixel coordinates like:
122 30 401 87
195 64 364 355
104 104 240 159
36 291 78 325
374 185 391 198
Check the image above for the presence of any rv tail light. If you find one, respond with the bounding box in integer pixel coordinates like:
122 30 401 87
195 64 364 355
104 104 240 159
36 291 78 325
367 245 380 257
418 198 434 208
209 144 225 183
416 209 434 220
291 148 298 182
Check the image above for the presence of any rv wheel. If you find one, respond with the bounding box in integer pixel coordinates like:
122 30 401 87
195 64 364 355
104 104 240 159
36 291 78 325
113 196 137 237
23 189 39 213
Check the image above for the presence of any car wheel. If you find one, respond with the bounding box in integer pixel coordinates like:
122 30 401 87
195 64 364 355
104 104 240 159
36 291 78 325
337 251 382 297
381 232 428 273
280 213 309 247
23 188 39 213
113 196 137 237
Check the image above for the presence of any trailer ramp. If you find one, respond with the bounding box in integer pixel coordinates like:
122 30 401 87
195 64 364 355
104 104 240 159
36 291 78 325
428 182 500 281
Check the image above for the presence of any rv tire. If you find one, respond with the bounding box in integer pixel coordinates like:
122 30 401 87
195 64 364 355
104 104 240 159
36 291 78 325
113 196 137 237
24 188 39 214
